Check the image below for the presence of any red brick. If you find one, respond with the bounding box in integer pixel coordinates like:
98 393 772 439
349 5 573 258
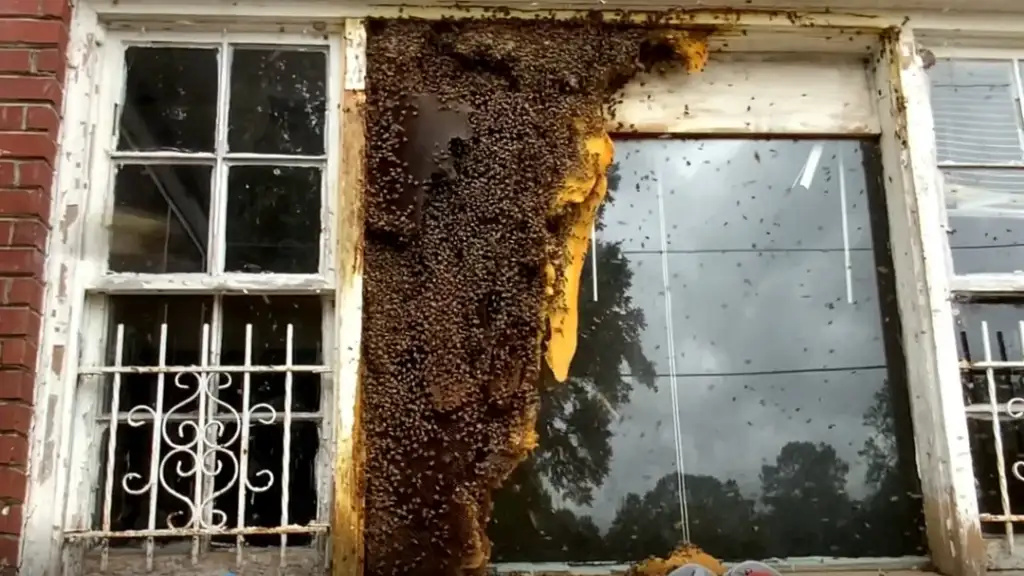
0 404 30 438
24 105 57 134
0 339 36 372
0 133 55 163
0 309 39 338
10 221 45 251
0 165 12 189
0 504 22 536
0 51 31 75
33 48 62 77
0 534 17 567
14 160 50 190
0 190 48 219
0 504 22 537
0 161 49 191
0 248 42 277
0 371 33 403
0 19 64 45
41 0 71 19
0 468 25 503
0 1 45 17
0 76 60 106
0 0 71 19
0 437 26 467
0 108 23 133
3 279 43 312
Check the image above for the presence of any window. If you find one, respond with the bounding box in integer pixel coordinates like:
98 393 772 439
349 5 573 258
54 31 342 574
32 5 975 576
487 139 925 565
928 55 1024 568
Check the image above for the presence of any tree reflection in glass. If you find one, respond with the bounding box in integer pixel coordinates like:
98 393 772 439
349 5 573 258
488 139 925 564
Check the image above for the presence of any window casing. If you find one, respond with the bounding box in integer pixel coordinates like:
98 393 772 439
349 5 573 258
23 4 991 576
44 28 344 574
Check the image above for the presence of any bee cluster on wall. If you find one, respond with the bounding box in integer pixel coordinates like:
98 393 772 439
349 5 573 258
362 18 705 576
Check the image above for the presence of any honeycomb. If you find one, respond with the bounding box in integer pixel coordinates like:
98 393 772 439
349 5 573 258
362 18 707 576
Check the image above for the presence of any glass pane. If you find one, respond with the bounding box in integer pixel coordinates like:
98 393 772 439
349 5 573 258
104 295 213 414
224 165 322 273
108 163 212 273
943 168 1024 274
488 140 925 563
220 295 324 414
953 301 1024 534
118 47 219 153
928 59 1023 165
229 49 327 155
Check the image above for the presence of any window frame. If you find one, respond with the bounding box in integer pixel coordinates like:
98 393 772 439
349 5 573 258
914 40 1024 570
22 3 985 576
70 27 345 569
21 4 360 575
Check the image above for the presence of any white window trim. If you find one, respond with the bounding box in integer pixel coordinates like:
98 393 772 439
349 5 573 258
21 3 356 574
910 38 1024 571
22 3 988 576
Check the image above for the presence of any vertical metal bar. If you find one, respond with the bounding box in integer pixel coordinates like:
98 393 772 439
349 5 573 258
280 324 294 565
236 323 254 567
315 298 335 570
192 324 212 565
145 323 169 571
200 296 224 555
983 321 1014 551
100 324 126 571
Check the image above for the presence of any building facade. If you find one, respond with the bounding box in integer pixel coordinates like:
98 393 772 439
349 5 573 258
6 0 1024 575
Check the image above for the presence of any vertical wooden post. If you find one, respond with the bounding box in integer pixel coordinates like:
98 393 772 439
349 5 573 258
873 28 986 576
333 17 367 576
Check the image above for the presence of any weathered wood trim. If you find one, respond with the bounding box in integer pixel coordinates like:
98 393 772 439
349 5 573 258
331 17 367 576
609 53 879 135
873 27 985 576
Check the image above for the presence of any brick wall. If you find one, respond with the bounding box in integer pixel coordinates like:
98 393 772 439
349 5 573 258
0 0 71 569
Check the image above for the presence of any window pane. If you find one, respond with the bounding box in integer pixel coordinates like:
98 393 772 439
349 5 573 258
104 295 213 414
943 168 1024 274
229 49 327 155
220 295 324 413
488 140 924 563
225 165 322 273
118 47 219 153
109 163 212 273
928 59 1022 165
954 301 1024 535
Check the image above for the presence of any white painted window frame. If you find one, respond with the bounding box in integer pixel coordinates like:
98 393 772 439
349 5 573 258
912 38 1024 571
20 3 355 575
20 3 989 576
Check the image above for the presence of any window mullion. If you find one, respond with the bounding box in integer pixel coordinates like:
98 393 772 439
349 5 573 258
877 29 986 576
1011 58 1024 160
210 39 232 275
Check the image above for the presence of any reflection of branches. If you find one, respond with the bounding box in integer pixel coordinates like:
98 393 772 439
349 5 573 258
534 239 657 506
490 160 656 559
606 472 761 562
859 386 896 487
